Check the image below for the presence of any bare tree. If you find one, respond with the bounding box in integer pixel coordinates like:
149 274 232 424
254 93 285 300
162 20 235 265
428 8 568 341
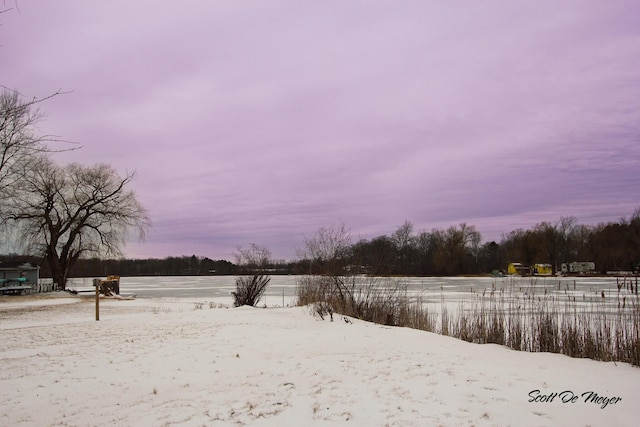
0 89 42 197
5 159 149 289
0 1 16 19
433 223 481 274
391 221 414 250
296 224 352 307
234 243 271 272
0 88 75 212
232 243 271 307
297 222 352 276
557 216 578 265
391 220 415 273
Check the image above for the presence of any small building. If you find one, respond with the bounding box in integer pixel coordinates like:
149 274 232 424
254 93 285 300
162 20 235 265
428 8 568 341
0 262 40 295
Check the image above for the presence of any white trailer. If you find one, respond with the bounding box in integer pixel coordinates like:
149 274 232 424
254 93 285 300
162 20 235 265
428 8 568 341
561 262 596 274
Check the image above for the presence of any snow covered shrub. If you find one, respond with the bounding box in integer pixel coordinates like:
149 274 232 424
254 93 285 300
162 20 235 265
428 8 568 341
232 274 271 307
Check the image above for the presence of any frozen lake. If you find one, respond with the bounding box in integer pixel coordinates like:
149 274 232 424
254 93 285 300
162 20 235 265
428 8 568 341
65 275 637 308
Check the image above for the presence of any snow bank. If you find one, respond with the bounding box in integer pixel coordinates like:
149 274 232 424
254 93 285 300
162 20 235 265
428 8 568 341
0 297 636 426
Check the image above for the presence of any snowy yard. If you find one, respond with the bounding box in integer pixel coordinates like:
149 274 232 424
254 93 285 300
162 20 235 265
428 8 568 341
0 294 637 426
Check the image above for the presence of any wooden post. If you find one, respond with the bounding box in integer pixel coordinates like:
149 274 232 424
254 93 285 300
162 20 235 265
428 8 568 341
93 278 100 321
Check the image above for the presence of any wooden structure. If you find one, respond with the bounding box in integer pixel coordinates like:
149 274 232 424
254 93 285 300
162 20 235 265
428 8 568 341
97 275 120 295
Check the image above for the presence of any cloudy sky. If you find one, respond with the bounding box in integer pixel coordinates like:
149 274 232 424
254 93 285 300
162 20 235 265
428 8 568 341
2 1 639 260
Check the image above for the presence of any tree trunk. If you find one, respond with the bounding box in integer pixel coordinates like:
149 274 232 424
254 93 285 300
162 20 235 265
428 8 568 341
56 269 69 291
46 253 69 290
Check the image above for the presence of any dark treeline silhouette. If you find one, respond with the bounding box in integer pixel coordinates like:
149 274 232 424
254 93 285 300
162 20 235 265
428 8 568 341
0 255 231 278
2 208 639 278
0 254 297 278
301 210 640 276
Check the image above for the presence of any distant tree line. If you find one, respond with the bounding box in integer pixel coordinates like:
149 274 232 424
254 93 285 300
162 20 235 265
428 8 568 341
298 211 640 276
499 211 640 275
0 254 292 278
344 211 640 276
3 209 639 278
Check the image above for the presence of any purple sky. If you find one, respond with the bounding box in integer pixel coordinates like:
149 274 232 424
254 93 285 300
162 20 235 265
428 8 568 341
2 1 640 261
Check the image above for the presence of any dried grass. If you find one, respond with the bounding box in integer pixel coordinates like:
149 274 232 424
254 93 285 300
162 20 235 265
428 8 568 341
297 276 640 366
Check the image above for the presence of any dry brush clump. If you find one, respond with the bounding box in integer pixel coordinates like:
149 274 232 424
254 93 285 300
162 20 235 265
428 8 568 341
232 243 272 307
296 224 420 325
296 225 640 364
298 274 640 366
396 295 439 332
439 280 640 366
232 275 271 307
297 275 418 326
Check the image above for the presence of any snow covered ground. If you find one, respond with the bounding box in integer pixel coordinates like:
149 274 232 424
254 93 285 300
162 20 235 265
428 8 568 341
0 293 637 426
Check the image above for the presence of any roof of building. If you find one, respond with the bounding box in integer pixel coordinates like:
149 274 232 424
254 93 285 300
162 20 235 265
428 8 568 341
0 262 40 270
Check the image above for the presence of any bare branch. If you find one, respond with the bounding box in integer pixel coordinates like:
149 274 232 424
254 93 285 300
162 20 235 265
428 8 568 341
0 88 81 201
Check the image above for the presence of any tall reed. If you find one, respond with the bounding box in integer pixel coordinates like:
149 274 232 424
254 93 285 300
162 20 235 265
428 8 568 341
297 275 640 366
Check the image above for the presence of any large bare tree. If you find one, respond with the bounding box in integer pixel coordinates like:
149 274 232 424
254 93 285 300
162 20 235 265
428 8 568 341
6 159 150 289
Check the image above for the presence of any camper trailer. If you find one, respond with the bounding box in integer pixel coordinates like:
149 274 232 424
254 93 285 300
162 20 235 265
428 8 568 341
561 262 596 275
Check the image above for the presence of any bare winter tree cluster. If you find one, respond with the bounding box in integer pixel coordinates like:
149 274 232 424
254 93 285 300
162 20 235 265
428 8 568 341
299 215 640 277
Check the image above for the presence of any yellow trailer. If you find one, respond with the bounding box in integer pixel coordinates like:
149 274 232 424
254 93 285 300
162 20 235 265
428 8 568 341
507 263 529 276
532 264 553 276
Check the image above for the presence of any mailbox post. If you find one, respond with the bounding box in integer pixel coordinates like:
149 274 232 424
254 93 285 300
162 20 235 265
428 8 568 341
93 278 100 321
